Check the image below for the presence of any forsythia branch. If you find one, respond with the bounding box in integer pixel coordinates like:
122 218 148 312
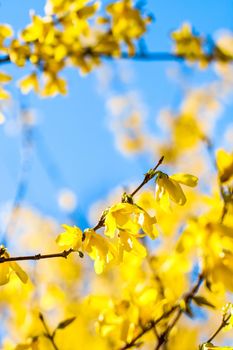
0 248 83 263
120 273 204 350
120 305 179 350
206 314 231 344
130 155 164 197
93 155 164 231
0 52 183 66
39 313 60 350
155 273 204 350
0 156 164 264
0 50 231 66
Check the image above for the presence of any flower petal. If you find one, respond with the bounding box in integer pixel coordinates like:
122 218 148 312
0 263 10 285
10 261 28 283
165 178 186 205
170 173 198 187
159 190 172 212
216 149 233 183
56 228 82 249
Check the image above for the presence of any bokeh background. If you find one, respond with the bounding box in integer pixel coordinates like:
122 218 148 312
0 0 233 236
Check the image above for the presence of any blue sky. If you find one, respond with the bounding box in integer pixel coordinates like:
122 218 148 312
0 0 233 231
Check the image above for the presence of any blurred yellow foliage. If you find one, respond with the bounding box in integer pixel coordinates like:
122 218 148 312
0 1 233 350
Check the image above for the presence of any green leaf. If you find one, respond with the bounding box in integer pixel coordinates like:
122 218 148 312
56 317 76 330
184 303 194 318
193 295 215 309
205 279 213 292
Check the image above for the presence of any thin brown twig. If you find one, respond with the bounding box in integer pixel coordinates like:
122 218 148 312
93 156 164 231
1 49 232 66
0 248 83 263
130 156 164 197
120 305 179 350
120 273 204 350
155 310 182 350
39 313 60 350
0 157 164 264
154 273 204 350
206 314 231 344
0 52 183 66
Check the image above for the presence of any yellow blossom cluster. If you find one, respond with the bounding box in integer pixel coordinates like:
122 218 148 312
1 1 233 350
171 22 233 68
0 0 151 98
54 171 198 274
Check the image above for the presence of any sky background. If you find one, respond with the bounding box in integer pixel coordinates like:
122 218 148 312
0 0 233 234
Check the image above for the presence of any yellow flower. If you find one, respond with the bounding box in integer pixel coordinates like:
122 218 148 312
15 338 39 350
0 86 10 99
0 71 12 84
106 0 150 55
155 172 198 211
104 202 158 239
41 74 67 97
173 114 202 149
0 24 13 51
0 246 28 286
107 0 147 40
18 73 40 94
117 230 147 261
20 14 53 43
56 224 83 250
171 22 203 61
216 148 233 183
56 226 118 274
83 229 118 274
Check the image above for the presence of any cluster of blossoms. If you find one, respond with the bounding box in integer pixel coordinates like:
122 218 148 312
55 169 198 274
172 22 233 67
0 0 151 98
1 2 233 102
1 1 233 349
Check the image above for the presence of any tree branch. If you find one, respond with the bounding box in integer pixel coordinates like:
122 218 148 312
120 273 204 350
120 305 179 350
93 156 164 231
0 157 164 264
0 51 218 67
0 52 183 67
0 248 84 263
154 273 204 350
130 156 164 197
104 52 185 61
39 313 60 350
206 314 231 344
